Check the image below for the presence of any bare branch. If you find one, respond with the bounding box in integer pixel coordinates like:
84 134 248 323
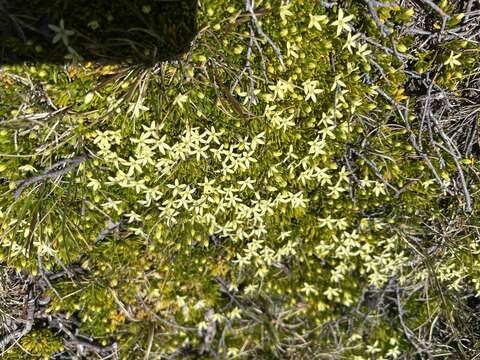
14 154 90 199
245 0 285 68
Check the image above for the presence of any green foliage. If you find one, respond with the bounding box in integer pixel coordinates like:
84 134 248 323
3 329 64 359
1 0 480 358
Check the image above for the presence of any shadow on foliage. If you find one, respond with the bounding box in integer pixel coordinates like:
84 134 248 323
0 0 197 65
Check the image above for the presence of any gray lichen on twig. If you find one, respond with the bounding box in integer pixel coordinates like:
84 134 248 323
14 153 91 199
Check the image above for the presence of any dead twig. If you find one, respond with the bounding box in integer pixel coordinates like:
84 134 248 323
245 0 285 69
363 0 394 37
0 289 34 353
14 154 90 199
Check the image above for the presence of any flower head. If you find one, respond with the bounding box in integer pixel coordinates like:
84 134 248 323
331 9 354 37
48 19 75 45
308 14 329 31
444 51 461 68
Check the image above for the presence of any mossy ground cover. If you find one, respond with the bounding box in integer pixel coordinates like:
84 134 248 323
0 0 480 359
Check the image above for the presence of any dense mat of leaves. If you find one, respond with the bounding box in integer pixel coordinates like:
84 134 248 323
1 0 480 358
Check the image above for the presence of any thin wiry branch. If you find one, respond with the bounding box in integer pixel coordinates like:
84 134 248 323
363 0 393 37
245 0 285 68
0 290 34 353
419 0 451 19
14 154 90 199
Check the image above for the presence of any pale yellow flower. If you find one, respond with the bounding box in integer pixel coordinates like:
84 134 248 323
308 14 328 31
444 51 461 68
331 8 354 37
342 32 360 54
280 3 294 23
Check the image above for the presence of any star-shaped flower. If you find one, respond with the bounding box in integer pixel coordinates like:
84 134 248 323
330 74 347 92
302 79 323 102
342 32 361 54
173 93 189 110
48 19 75 46
127 101 149 119
280 3 294 23
301 282 318 296
308 14 328 31
331 8 354 37
444 51 461 68
356 43 372 62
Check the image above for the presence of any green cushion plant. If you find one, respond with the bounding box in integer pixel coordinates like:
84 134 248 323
1 0 480 358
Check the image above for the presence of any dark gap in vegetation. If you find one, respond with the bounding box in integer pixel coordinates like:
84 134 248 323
0 0 197 65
